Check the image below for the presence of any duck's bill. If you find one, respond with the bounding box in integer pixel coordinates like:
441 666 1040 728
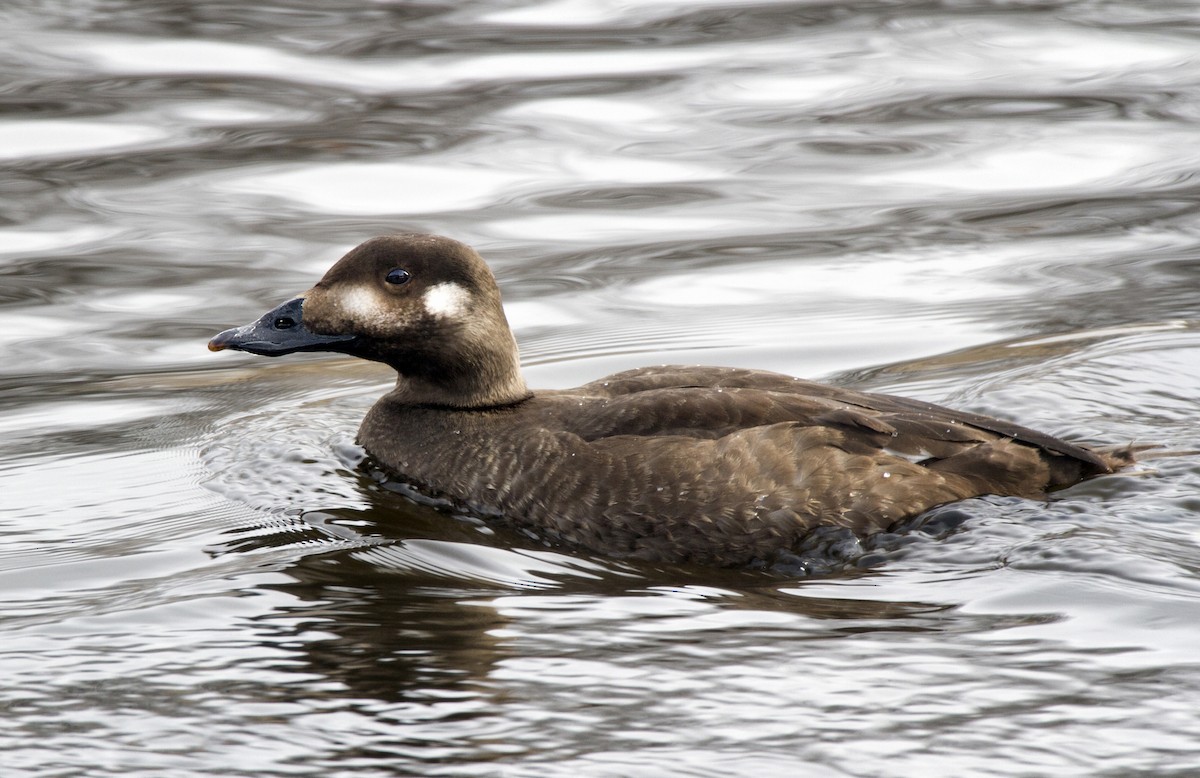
208 297 356 357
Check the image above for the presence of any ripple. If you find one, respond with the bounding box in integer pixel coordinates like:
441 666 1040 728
346 540 610 589
531 184 719 210
821 93 1140 123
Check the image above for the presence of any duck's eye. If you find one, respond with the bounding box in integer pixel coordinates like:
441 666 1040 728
274 316 296 330
385 268 411 285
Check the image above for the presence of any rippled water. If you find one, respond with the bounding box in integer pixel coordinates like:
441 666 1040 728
4 1 1200 775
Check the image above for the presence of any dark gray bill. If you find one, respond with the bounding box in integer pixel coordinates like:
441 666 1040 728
208 297 356 356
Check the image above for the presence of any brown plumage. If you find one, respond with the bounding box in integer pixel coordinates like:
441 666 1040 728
210 234 1134 567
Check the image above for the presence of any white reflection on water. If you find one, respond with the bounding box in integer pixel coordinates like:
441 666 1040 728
871 131 1172 192
487 213 748 242
224 163 531 215
0 120 170 159
0 227 116 255
220 153 718 216
500 97 674 129
163 100 315 127
51 33 724 92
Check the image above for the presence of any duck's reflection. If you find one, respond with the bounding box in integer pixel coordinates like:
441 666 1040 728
226 486 970 706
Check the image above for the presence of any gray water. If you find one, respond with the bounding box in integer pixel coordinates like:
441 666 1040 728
4 1 1200 776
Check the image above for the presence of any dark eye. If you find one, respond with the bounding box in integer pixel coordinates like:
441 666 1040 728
385 268 411 285
273 316 296 330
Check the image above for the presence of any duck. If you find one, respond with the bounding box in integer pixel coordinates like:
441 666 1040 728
209 234 1134 567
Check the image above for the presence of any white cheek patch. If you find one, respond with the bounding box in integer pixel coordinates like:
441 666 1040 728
338 285 390 327
422 282 471 319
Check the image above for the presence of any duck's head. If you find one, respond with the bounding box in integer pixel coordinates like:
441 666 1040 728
209 234 531 408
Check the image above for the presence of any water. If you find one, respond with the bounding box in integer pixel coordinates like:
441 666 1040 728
3 1 1200 775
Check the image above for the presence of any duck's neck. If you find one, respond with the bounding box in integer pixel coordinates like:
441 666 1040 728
389 327 532 409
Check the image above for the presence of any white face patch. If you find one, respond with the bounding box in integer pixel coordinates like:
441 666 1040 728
338 285 390 327
422 282 471 319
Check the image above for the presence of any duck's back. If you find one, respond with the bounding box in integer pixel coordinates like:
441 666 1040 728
358 365 1123 566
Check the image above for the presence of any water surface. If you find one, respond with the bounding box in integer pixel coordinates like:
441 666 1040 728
3 2 1200 776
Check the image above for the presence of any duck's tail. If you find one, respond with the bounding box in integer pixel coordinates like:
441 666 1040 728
1093 443 1195 474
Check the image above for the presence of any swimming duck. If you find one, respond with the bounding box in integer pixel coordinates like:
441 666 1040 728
209 234 1132 567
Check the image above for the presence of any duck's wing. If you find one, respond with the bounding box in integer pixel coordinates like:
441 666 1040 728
565 365 1114 481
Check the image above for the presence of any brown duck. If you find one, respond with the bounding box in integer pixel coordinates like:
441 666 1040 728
209 234 1133 567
